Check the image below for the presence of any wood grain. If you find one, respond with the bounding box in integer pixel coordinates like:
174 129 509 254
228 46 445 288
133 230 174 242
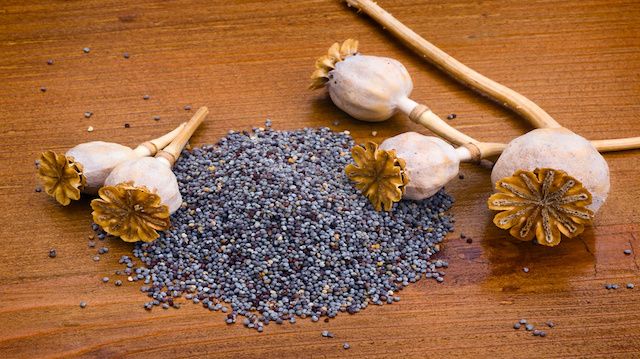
0 0 639 357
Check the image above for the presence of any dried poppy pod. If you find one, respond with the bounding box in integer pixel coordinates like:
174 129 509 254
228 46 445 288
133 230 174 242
91 107 208 242
346 132 502 210
37 123 185 205
311 39 482 148
491 128 610 212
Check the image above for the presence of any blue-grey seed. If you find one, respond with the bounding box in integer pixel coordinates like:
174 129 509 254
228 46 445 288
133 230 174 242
91 122 455 330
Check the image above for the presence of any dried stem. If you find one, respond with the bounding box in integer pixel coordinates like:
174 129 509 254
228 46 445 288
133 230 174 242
157 106 209 166
344 0 640 156
344 0 561 128
133 123 186 157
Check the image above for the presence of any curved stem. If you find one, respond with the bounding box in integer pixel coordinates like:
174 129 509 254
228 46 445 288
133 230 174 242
133 123 186 157
157 107 209 166
408 103 477 146
344 0 562 129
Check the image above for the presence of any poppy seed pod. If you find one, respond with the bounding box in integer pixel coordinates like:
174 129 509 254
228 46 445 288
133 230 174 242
37 123 185 205
491 128 610 213
328 54 413 122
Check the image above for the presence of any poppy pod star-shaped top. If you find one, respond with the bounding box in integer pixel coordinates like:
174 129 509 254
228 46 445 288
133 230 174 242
488 168 594 247
345 141 409 211
37 123 185 205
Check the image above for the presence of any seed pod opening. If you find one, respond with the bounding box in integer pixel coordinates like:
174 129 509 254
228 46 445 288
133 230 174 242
345 141 409 211
488 168 594 246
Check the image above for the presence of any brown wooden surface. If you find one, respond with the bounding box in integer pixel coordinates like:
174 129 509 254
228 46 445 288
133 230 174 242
1 0 639 358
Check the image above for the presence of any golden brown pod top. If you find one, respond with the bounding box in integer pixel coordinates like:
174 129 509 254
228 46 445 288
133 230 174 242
487 168 594 247
345 141 409 212
91 182 170 243
309 39 359 90
37 150 86 205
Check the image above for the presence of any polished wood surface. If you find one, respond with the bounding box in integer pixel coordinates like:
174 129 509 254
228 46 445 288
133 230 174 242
1 0 639 357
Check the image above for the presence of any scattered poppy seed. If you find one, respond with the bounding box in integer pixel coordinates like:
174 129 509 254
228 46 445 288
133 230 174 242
83 47 90 53
123 52 130 59
143 95 150 100
546 321 555 328
343 343 350 350
88 241 96 248
612 284 620 289
115 280 123 286
40 87 47 92
47 59 54 65
447 113 457 120
458 173 464 180
532 330 541 336
466 238 473 244
513 323 521 329
102 277 109 283
184 105 192 111
87 126 94 132
624 249 632 255
153 115 161 121
80 301 87 308
49 248 57 258
627 283 634 289
92 255 100 261
84 111 93 118
35 187 42 193
124 123 130 128
322 330 334 338
519 319 527 324
539 331 547 337
525 324 534 331
523 267 530 273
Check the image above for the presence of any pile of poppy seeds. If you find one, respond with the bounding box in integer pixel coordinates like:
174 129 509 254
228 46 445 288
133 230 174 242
114 122 455 331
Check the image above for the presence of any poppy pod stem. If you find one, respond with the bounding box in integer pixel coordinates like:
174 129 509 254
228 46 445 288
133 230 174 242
157 106 209 167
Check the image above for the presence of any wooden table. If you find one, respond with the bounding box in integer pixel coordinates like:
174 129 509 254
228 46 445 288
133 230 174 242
1 1 639 357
